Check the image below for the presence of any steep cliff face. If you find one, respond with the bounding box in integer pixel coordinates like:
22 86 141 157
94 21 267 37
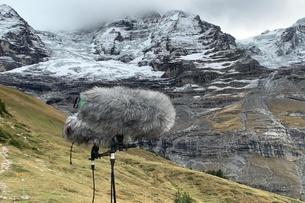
152 66 305 199
0 6 305 200
0 4 48 71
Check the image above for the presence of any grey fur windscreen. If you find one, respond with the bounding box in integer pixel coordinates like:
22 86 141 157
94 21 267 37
63 86 176 145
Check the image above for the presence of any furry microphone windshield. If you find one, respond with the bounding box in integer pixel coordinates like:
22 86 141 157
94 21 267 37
64 86 176 145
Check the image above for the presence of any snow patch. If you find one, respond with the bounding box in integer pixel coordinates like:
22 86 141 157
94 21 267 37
4 31 164 81
173 84 204 92
239 20 305 68
8 59 163 81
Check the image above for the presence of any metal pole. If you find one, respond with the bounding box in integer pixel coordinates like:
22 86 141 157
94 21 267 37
110 152 116 203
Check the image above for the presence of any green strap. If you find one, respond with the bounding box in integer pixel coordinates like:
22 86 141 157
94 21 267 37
78 97 86 109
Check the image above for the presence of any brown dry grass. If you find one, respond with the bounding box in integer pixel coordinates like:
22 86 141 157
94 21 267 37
207 102 243 132
268 98 305 128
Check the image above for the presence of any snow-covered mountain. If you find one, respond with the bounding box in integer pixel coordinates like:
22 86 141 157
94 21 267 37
7 30 163 81
93 10 237 70
239 18 305 68
1 4 305 200
3 9 251 83
0 4 48 71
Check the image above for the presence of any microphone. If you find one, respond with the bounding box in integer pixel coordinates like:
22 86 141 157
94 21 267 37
63 86 176 145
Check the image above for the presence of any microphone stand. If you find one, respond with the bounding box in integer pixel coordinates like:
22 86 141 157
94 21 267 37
89 136 137 203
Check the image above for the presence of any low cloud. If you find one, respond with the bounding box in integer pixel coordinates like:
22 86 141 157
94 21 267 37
2 0 305 39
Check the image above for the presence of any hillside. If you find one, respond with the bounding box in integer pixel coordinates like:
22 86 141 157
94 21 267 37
0 85 302 202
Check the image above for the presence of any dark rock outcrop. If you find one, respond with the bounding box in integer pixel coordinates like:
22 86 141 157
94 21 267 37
0 4 48 71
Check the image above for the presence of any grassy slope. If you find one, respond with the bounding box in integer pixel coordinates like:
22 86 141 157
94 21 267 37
207 102 242 132
268 97 305 129
0 85 302 203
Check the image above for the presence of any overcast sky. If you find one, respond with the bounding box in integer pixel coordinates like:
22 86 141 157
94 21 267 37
1 0 305 39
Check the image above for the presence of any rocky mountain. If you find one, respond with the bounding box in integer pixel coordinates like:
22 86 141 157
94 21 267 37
239 18 305 68
0 4 48 72
93 10 237 70
0 5 305 200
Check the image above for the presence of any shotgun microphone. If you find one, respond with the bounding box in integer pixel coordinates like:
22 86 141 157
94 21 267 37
63 86 176 145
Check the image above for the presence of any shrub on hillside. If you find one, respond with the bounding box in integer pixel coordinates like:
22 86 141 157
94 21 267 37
206 169 227 179
174 189 194 203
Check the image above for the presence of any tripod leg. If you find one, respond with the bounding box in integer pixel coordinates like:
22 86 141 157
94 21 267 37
112 163 116 203
111 171 113 203
110 153 116 203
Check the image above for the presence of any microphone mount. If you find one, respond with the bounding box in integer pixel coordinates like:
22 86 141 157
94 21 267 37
89 135 137 161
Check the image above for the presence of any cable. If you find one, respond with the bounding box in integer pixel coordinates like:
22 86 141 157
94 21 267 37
70 142 74 165
73 96 80 109
91 162 96 203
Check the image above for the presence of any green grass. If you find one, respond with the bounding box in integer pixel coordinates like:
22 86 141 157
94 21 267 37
0 85 303 203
